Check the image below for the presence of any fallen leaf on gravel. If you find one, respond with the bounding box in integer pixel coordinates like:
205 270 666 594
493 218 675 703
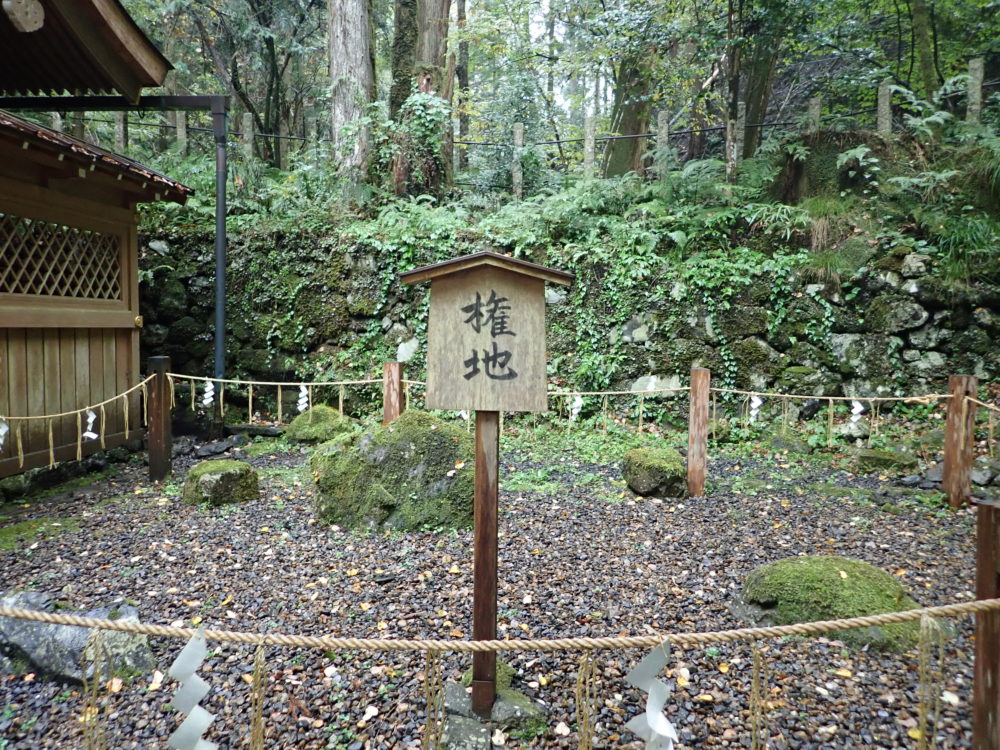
492 728 506 745
554 722 570 736
23 674 34 683
694 694 714 702
359 602 372 611
718 663 730 674
242 674 254 684
449 565 461 574
347 569 360 577
148 671 164 691
449 629 464 638
377 621 388 630
191 616 202 626
78 706 98 723
106 677 123 693
908 728 922 740
833 668 852 678
220 594 233 606
676 668 691 687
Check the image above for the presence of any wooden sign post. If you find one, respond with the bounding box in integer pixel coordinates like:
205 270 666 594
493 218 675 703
402 252 572 717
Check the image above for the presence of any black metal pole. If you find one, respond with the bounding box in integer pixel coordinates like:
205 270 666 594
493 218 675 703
211 96 228 380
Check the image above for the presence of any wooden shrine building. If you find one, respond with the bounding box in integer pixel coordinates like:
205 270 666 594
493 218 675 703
0 1 192 477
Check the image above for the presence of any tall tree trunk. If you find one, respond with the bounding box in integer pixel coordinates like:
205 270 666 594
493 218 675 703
456 0 469 169
328 0 375 173
390 0 418 118
413 0 453 190
602 57 653 177
741 45 780 158
910 0 938 99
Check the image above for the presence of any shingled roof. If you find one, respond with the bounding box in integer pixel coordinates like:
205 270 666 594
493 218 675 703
0 109 192 204
0 0 171 104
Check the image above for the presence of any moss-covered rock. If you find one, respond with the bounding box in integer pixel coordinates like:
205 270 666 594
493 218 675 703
740 555 920 652
731 337 787 390
863 294 929 332
854 448 919 474
622 448 687 497
182 460 259 506
778 365 841 397
714 305 771 338
312 410 473 530
461 660 516 690
285 405 354 443
764 430 814 455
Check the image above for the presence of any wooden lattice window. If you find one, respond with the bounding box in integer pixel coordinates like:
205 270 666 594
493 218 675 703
0 213 121 300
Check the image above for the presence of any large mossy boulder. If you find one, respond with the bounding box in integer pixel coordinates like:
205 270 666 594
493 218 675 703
284 405 354 443
854 447 919 474
312 410 473 530
182 459 259 506
623 448 687 497
0 591 153 682
740 556 920 652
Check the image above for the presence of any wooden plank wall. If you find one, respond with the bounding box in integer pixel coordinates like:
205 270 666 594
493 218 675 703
0 328 138 477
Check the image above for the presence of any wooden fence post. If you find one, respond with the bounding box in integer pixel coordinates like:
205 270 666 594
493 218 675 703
687 368 710 497
176 111 188 156
147 356 173 481
968 57 985 124
877 80 893 135
943 374 977 507
583 116 596 178
242 112 254 159
734 101 747 164
382 362 403 425
975 494 1000 750
512 123 524 200
656 109 670 179
807 96 822 134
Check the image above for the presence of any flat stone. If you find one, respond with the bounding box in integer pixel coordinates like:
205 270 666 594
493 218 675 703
901 253 931 278
396 337 420 362
442 715 491 750
925 462 944 483
443 680 547 739
225 424 285 438
194 434 248 457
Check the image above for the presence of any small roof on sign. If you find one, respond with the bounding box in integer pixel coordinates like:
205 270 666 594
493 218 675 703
400 251 574 286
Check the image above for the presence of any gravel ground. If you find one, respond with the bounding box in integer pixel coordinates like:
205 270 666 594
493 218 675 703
0 426 981 749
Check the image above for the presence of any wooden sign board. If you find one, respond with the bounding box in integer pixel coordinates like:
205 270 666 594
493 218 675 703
427 266 544 412
402 252 573 414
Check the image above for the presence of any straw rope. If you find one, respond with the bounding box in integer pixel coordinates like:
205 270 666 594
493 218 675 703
969 397 1000 414
749 643 767 750
81 631 109 750
917 615 945 750
249 640 269 750
550 387 690 397
713 387 950 404
574 651 597 750
0 599 997 653
423 650 445 750
167 373 381 388
0 375 155 422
